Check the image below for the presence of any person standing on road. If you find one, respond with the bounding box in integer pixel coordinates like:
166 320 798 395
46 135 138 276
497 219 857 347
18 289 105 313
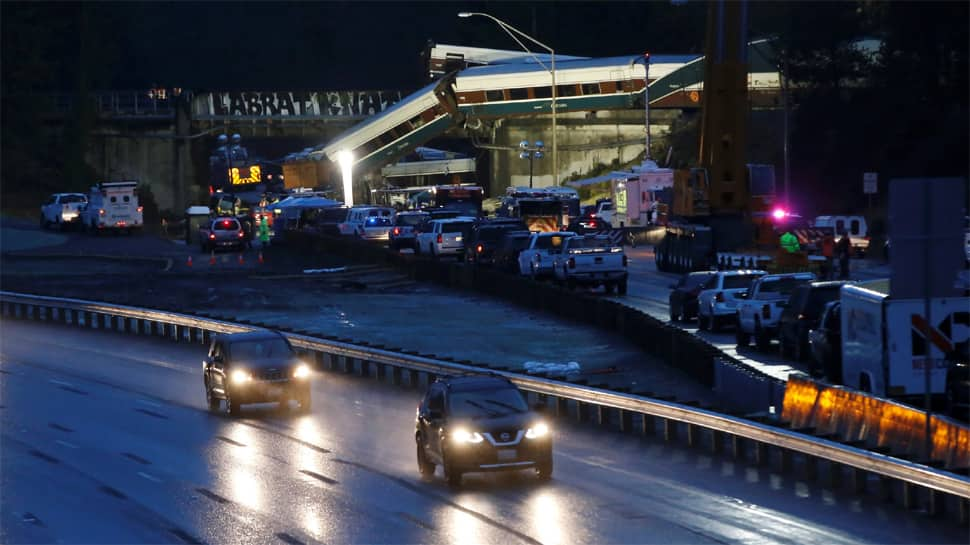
258 215 271 248
821 232 836 280
780 230 800 253
836 230 851 279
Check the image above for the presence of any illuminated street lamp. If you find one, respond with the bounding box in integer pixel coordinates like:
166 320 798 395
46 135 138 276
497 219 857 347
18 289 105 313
337 150 354 207
519 140 544 188
458 11 558 185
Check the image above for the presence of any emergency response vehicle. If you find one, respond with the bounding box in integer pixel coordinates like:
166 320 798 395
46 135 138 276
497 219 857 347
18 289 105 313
82 181 143 234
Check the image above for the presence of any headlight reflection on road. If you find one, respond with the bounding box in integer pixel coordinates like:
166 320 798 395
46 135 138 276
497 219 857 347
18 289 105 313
294 419 326 474
442 497 487 545
302 505 326 541
226 423 256 464
229 466 262 511
530 492 564 545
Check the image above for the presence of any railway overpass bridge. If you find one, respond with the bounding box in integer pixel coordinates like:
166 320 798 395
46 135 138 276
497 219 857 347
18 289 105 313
40 42 781 211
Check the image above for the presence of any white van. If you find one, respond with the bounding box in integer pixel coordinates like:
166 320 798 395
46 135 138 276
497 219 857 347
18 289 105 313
83 181 143 234
338 206 394 240
813 215 868 256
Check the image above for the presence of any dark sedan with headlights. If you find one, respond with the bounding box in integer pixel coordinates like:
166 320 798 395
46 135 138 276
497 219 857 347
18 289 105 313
202 330 312 415
415 374 552 488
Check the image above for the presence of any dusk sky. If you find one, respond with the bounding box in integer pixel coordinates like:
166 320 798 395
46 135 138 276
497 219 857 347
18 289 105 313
5 1 712 92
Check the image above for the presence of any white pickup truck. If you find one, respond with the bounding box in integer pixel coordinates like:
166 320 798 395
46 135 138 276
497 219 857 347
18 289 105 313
552 234 628 294
735 271 815 350
696 269 767 332
518 231 576 278
40 193 87 230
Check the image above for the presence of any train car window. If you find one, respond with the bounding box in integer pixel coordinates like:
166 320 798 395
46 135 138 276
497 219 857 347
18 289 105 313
582 83 600 95
509 88 529 100
615 81 626 92
485 89 504 102
557 85 578 97
533 86 552 99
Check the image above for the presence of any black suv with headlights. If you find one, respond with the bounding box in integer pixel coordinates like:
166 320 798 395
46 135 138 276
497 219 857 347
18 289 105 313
202 330 312 416
415 374 552 487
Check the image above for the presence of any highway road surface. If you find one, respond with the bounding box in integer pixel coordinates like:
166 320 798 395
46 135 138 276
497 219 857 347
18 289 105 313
1 319 962 544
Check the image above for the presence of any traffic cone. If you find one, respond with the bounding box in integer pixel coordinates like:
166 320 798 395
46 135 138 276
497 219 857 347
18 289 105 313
209 251 216 265
238 253 244 265
257 251 264 265
186 255 193 267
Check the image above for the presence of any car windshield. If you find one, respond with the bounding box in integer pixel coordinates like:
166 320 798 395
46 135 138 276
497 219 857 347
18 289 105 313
569 237 612 249
449 388 529 419
61 195 86 203
534 235 568 250
213 220 240 230
231 338 292 360
682 273 713 288
805 286 842 318
395 214 426 226
442 222 473 234
759 277 808 296
723 274 761 289
477 228 508 241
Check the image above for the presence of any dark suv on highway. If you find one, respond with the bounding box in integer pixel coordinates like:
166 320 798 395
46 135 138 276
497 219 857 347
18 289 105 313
415 374 553 487
202 330 312 416
465 220 528 266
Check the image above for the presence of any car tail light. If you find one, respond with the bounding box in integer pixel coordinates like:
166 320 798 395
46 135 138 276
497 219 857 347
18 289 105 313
237 230 244 238
477 244 483 253
136 206 143 213
568 257 576 269
622 254 628 266
392 227 400 236
715 292 725 303
762 304 771 319
209 233 216 240
98 209 105 215
437 234 443 244
222 220 231 227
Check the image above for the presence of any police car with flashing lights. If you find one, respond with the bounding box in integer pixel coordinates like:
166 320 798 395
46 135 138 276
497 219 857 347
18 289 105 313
415 374 553 488
338 206 394 240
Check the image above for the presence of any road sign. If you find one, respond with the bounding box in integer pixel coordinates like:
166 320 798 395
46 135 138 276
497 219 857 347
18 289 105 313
863 172 878 194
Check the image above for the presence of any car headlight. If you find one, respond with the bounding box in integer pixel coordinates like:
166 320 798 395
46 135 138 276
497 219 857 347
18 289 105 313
452 428 484 444
230 369 252 384
525 422 549 439
293 364 311 379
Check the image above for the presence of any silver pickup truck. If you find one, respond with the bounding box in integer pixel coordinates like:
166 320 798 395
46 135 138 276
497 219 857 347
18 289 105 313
735 271 816 350
552 234 628 294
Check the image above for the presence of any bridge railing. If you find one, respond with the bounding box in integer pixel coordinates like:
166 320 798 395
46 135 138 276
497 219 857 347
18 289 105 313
1 290 967 522
40 91 175 119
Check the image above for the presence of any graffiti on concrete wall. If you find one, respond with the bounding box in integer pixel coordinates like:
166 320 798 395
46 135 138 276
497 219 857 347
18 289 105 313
195 91 405 118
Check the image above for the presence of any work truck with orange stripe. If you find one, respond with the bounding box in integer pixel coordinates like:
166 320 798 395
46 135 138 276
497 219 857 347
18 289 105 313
499 187 579 232
841 279 969 400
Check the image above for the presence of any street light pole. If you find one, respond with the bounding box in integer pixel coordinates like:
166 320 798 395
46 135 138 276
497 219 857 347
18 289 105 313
458 12 557 186
519 140 544 188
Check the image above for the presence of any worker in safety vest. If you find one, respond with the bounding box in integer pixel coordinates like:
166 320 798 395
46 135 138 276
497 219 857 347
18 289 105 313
820 232 836 279
258 215 271 247
780 231 800 253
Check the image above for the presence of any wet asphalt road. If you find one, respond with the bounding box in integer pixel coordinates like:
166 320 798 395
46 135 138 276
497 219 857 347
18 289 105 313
1 320 965 545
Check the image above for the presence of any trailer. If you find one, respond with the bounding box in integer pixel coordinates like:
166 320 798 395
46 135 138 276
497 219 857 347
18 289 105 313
841 279 970 400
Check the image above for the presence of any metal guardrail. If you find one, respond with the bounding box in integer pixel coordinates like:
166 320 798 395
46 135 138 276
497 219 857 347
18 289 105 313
1 291 967 518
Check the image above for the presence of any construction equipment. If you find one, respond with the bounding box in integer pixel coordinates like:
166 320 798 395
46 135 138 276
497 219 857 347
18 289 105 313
657 0 796 273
